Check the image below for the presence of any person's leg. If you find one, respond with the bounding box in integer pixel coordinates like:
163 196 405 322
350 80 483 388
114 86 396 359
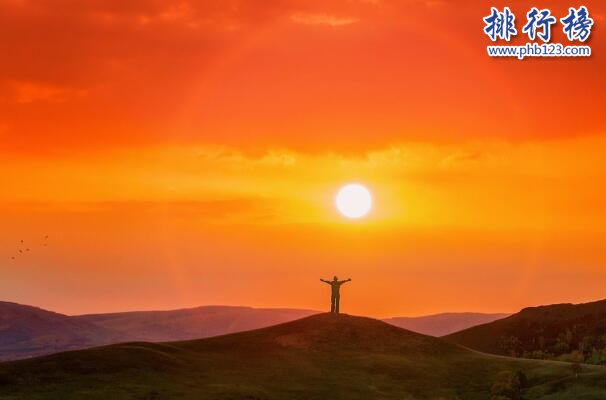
330 294 335 313
335 296 340 314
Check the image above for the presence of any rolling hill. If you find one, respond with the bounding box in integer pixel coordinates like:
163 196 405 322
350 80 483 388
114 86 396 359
2 299 506 362
0 301 127 361
76 305 319 342
445 299 606 361
1 313 605 399
385 312 509 337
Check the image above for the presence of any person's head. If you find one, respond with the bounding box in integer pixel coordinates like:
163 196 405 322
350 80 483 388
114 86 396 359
333 276 338 281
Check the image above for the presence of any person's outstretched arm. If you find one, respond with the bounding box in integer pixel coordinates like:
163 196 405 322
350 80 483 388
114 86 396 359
340 278 352 284
320 279 330 284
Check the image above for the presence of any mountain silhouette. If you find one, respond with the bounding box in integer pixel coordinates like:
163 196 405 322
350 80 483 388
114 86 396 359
0 301 127 361
77 305 318 342
1 313 605 399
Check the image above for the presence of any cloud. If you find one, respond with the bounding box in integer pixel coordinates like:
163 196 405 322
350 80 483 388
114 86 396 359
439 150 484 167
11 81 87 104
2 136 606 231
290 12 358 26
97 199 280 223
0 0 604 156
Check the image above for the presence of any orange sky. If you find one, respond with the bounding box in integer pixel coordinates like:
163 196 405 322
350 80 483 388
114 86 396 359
1 0 605 317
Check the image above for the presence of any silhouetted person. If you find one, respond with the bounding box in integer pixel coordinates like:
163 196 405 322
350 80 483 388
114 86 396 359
320 276 351 314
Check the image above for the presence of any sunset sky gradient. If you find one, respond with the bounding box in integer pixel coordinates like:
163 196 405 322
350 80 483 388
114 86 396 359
1 0 605 316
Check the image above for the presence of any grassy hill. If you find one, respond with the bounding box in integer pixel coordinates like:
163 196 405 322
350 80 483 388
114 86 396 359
1 313 605 399
385 312 509 337
0 301 127 361
445 299 606 363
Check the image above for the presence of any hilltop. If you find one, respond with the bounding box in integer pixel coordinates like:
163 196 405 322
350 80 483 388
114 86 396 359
80 306 503 340
1 313 605 399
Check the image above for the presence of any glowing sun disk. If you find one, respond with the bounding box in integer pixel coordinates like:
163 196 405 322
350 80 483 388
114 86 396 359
335 183 372 219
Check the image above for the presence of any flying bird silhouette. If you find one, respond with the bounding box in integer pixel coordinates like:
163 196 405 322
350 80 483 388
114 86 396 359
8 235 50 260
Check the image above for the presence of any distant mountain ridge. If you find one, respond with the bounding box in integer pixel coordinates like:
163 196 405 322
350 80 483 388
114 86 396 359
76 305 319 342
79 307 510 340
384 312 509 336
445 299 606 363
0 301 127 361
0 300 508 361
0 302 319 360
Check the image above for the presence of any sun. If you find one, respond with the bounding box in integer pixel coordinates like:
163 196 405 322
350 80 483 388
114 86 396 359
335 183 373 219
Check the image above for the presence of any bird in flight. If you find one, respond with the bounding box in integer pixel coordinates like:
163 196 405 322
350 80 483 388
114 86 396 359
9 235 49 260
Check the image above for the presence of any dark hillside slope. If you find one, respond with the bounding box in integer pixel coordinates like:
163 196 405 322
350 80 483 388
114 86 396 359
445 299 606 359
1 313 606 399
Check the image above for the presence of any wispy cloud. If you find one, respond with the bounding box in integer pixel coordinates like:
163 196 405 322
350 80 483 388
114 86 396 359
11 81 87 104
291 12 358 26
